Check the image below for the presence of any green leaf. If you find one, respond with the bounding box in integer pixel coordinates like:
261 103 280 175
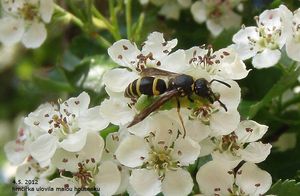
100 124 119 139
259 128 300 181
33 67 74 93
248 67 300 119
0 183 14 196
267 179 300 196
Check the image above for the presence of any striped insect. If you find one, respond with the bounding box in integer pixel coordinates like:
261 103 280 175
124 68 231 137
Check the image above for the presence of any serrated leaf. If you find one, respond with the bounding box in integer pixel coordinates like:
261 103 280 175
248 67 300 119
267 179 300 196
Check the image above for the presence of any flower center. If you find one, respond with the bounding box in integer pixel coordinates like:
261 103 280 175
19 3 38 21
74 162 96 188
49 113 79 140
145 147 179 177
190 105 217 124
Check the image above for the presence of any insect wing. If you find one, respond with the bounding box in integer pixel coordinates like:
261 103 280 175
127 89 179 127
141 67 179 77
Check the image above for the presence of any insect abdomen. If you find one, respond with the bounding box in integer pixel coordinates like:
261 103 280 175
124 77 167 98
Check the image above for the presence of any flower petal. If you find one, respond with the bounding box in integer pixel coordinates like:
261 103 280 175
0 17 24 45
51 148 79 172
206 19 223 37
60 91 90 117
160 49 189 73
185 120 211 142
142 31 178 60
115 135 149 168
171 137 200 166
239 142 272 163
29 134 58 165
211 79 241 110
103 68 139 92
77 132 104 163
78 106 109 132
4 140 29 165
16 163 37 183
252 49 281 69
95 161 121 196
59 129 88 152
235 120 268 143
40 0 54 23
129 169 161 196
158 2 181 20
196 160 234 195
108 39 141 69
236 163 272 195
162 169 193 196
22 22 47 48
211 151 242 169
215 47 250 80
210 109 240 136
99 97 135 125
286 38 300 62
191 1 207 24
44 178 77 196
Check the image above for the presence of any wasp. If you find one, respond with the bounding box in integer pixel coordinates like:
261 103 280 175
125 68 231 137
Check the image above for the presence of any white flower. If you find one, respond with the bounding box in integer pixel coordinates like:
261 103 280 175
191 0 242 36
200 120 272 166
115 119 200 196
103 32 245 135
77 65 108 93
14 157 55 196
286 8 300 62
0 0 54 48
51 132 123 196
99 95 135 126
233 5 293 68
24 92 109 166
4 119 31 165
196 160 272 196
140 0 192 20
107 32 177 74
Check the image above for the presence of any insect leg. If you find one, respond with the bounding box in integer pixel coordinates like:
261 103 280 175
176 97 187 138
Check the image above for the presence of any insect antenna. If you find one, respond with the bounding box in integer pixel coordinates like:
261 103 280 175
209 79 231 88
217 99 228 112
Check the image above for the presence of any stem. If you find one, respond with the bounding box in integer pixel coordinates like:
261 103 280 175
91 6 120 40
93 34 112 48
132 12 145 43
282 93 300 110
55 4 84 28
125 0 132 39
108 0 121 40
85 0 93 26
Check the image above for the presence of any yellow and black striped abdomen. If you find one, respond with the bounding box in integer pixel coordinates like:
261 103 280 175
124 77 167 98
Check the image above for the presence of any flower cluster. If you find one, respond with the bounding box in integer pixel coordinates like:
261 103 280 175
97 32 272 195
233 5 300 68
139 0 243 36
139 0 192 20
191 0 243 36
5 32 274 195
4 92 127 195
0 0 54 48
